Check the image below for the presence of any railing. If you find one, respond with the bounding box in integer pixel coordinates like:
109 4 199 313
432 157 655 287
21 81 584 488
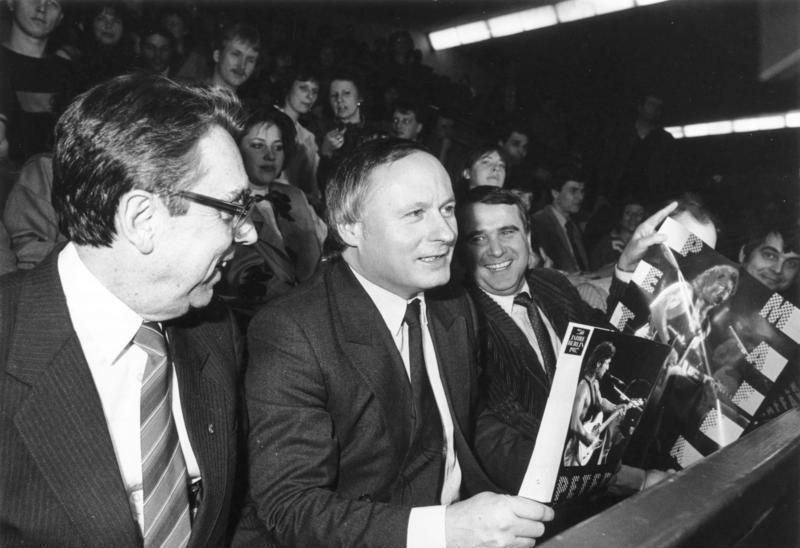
542 407 800 548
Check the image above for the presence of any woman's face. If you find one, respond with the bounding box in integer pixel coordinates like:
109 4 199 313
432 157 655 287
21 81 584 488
466 150 506 188
239 122 285 188
93 8 123 46
329 79 361 123
286 79 319 116
620 203 645 233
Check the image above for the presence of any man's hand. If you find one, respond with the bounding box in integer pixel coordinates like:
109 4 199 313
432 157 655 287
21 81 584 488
617 201 678 272
445 492 554 548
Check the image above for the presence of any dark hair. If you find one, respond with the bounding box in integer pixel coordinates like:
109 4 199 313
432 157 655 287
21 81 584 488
582 341 616 376
282 65 320 102
461 144 508 177
392 99 424 121
496 120 530 144
457 186 529 234
548 165 587 193
215 22 261 53
741 206 800 260
139 25 174 49
240 107 297 165
329 66 364 98
87 3 129 29
326 138 429 248
53 74 244 247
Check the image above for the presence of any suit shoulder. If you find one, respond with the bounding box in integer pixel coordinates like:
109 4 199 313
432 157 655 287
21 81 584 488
527 268 580 297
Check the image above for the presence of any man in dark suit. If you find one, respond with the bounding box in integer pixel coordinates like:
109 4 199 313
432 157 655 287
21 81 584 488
531 167 589 274
1 74 257 546
236 139 553 547
458 187 676 495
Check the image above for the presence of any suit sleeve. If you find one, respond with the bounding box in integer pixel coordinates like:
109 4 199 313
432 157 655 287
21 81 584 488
241 308 411 548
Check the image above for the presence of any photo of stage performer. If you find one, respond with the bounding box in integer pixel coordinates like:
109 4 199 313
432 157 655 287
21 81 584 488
564 341 631 467
647 264 739 367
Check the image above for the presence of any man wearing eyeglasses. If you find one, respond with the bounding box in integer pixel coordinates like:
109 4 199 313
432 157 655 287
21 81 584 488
0 74 256 547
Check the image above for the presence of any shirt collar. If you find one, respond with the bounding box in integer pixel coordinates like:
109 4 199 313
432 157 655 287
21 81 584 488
482 281 531 316
58 243 144 368
349 264 425 337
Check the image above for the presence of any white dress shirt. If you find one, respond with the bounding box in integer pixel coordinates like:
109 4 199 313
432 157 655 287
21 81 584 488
58 243 200 533
350 267 460 548
482 281 561 371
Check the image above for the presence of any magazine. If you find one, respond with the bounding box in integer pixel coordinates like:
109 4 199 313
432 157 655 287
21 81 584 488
608 216 800 469
517 323 670 504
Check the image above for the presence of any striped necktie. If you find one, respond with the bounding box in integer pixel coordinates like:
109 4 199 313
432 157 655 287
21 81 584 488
513 292 557 381
134 322 191 548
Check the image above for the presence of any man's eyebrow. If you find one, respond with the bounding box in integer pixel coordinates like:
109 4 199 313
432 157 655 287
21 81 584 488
464 229 485 240
499 224 521 232
760 245 780 254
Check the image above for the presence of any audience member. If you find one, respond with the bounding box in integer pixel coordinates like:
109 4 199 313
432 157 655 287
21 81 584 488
76 3 135 91
210 23 260 95
221 107 325 324
739 213 800 297
235 138 554 548
1 0 75 164
278 65 322 200
453 144 508 203
391 99 425 141
589 196 646 272
160 6 210 83
317 68 385 195
531 166 589 273
599 91 676 202
137 25 174 76
3 152 64 269
1 73 255 546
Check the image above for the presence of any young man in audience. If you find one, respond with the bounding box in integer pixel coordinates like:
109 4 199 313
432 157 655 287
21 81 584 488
138 26 175 76
210 23 261 95
391 100 425 142
0 0 75 165
531 167 589 274
0 73 256 546
739 217 800 298
235 139 554 548
498 122 530 169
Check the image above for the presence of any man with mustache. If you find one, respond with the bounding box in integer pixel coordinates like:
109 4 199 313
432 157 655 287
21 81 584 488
236 139 554 548
210 23 261 95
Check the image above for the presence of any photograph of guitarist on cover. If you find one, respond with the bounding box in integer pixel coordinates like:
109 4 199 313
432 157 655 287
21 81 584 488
563 341 646 467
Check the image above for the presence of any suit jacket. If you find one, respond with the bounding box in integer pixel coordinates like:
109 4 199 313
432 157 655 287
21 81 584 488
531 205 585 274
0 251 244 547
471 268 610 493
234 259 495 548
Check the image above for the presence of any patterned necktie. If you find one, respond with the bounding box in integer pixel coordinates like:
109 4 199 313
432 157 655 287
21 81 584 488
513 292 557 380
565 219 589 272
403 300 444 450
134 322 191 548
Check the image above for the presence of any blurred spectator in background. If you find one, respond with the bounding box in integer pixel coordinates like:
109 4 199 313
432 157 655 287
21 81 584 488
1 0 75 165
137 25 174 76
209 22 260 95
589 195 646 273
390 99 425 142
76 3 135 91
160 6 210 83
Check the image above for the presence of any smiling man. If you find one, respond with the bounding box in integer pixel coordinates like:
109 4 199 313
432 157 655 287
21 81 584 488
0 74 256 546
237 139 553 548
210 23 260 94
740 219 800 297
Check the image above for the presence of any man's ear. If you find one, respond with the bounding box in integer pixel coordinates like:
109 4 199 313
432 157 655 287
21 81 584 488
212 49 220 64
117 190 157 254
337 221 362 249
462 168 471 180
550 189 559 202
738 245 746 264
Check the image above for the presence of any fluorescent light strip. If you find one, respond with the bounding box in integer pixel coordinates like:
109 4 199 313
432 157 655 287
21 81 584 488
429 0 671 50
666 110 799 139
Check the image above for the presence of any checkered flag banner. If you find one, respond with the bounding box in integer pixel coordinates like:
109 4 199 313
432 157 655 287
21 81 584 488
731 381 764 417
660 217 706 257
610 302 635 331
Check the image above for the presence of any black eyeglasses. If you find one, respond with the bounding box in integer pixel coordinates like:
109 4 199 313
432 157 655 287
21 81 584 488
176 189 256 235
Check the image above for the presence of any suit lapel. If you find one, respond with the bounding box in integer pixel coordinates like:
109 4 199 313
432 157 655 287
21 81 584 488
426 299 470 429
7 257 140 544
471 287 551 393
168 323 232 546
328 261 413 455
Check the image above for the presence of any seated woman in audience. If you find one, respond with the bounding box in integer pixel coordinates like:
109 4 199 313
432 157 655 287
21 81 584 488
278 66 322 203
317 68 385 195
220 108 326 325
453 144 508 203
77 3 136 91
589 195 646 273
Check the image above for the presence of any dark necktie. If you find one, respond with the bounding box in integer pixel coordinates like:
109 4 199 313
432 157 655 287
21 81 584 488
403 300 444 452
565 219 588 272
513 292 557 380
134 322 191 548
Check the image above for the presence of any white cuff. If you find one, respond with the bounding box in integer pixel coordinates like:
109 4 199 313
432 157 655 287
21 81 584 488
614 264 634 283
408 505 446 548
